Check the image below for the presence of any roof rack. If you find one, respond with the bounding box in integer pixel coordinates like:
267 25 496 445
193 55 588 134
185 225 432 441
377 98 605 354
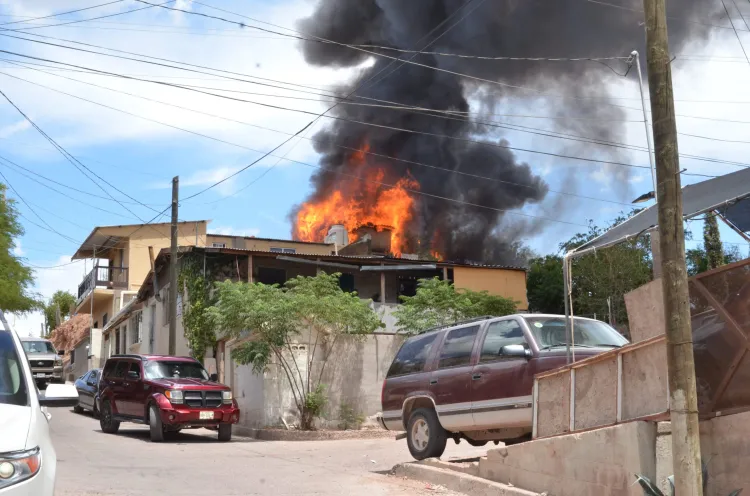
109 354 146 360
417 315 496 335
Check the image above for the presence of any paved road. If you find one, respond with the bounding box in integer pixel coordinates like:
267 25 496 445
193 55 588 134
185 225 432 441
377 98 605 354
50 409 488 495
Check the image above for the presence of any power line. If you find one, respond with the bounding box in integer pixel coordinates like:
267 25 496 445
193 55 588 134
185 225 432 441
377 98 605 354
721 0 750 64
7 0 173 32
0 0 125 26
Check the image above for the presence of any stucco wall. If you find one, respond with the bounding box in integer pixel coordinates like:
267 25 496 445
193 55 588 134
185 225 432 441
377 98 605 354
624 279 665 342
452 267 528 310
700 411 750 495
229 333 405 432
480 421 657 496
206 235 334 255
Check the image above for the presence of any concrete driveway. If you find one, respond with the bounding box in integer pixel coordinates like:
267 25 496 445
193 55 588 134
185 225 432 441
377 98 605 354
50 409 488 495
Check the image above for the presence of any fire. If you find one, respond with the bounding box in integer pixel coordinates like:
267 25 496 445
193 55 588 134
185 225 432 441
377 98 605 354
294 144 419 256
430 251 444 262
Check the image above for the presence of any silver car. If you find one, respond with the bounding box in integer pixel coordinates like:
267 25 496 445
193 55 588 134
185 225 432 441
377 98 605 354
19 338 63 387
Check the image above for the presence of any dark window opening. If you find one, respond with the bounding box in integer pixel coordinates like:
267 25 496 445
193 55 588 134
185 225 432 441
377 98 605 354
115 330 121 355
398 277 419 299
102 313 108 327
257 267 286 286
339 273 355 293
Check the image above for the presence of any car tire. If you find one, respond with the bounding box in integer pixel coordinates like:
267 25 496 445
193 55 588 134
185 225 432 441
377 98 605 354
149 405 165 443
73 404 84 414
218 424 232 442
406 408 447 461
100 400 120 434
93 401 100 419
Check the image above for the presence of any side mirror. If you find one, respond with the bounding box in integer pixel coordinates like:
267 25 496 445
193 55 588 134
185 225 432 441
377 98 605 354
209 373 218 382
501 344 532 359
127 370 140 380
39 383 79 408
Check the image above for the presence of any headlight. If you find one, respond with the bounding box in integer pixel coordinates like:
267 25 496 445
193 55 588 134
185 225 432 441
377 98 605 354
222 391 233 404
0 447 41 489
54 357 62 366
165 390 183 404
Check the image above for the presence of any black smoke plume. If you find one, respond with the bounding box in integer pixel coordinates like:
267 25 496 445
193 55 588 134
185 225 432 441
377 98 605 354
292 0 714 265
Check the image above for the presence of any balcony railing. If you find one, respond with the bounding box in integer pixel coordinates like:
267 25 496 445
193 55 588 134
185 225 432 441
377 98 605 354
77 265 129 300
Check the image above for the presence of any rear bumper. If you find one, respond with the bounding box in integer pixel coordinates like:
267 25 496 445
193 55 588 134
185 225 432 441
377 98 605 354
376 415 387 430
158 406 241 427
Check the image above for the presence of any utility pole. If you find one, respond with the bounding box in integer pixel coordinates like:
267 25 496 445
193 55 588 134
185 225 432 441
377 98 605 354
641 0 702 493
168 176 178 356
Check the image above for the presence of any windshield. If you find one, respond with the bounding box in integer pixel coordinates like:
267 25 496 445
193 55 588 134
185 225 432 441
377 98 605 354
0 331 29 406
22 340 57 354
524 316 628 349
144 361 209 380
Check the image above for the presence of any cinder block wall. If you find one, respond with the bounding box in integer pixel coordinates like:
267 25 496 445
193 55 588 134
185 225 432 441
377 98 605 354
478 421 657 496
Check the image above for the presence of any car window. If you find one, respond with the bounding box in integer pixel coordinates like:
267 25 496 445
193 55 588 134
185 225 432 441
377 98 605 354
102 361 117 378
481 320 527 362
0 331 29 406
128 362 141 379
438 325 480 369
81 371 91 382
21 340 57 354
111 361 129 379
144 361 208 380
88 370 99 384
386 334 438 377
524 316 628 349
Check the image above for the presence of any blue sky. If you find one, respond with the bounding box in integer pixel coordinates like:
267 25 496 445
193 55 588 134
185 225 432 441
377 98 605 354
1 0 749 335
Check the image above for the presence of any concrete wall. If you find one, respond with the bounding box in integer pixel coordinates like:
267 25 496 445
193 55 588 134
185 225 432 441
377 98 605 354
452 267 528 311
229 333 405 432
700 411 750 495
479 421 657 496
624 279 665 342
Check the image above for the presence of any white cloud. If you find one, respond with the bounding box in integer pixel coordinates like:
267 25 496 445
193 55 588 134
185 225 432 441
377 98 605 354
211 226 261 237
12 239 23 256
0 119 30 139
179 166 242 197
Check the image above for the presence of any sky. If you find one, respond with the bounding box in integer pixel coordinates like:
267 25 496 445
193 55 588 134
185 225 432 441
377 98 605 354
1 0 749 337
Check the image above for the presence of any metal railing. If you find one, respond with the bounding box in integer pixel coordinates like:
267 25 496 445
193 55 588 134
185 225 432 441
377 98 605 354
77 265 129 300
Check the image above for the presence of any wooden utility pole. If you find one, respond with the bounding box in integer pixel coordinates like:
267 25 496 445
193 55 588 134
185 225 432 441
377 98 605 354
641 0 703 493
168 176 179 356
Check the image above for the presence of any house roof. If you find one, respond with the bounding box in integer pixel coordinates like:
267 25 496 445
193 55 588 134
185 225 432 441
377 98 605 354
206 233 334 247
49 313 91 352
72 220 209 260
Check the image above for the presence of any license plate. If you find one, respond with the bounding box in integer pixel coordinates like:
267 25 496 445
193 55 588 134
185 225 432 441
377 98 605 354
199 411 214 420
36 373 46 378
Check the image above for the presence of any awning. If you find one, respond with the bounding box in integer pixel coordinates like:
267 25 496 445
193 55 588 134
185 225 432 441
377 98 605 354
571 167 750 257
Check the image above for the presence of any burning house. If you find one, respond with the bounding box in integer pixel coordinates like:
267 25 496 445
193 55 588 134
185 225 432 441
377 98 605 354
290 0 715 265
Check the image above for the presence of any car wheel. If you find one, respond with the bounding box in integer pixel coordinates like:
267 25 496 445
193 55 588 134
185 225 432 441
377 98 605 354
73 403 84 414
149 405 165 443
406 408 447 461
218 424 232 442
100 400 120 434
93 401 100 419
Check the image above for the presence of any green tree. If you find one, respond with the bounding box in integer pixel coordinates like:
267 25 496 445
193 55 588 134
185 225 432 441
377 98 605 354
526 256 565 314
0 184 39 313
43 290 77 334
209 272 383 430
703 215 724 270
686 244 742 277
393 277 517 334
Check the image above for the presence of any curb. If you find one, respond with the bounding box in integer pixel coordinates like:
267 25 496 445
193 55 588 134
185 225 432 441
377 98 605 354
392 462 541 496
235 427 402 441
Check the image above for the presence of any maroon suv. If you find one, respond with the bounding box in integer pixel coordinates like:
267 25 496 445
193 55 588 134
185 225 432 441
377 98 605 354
379 314 628 460
98 354 240 442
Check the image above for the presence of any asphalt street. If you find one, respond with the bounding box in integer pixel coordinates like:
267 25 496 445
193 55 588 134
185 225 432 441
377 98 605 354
49 408 488 495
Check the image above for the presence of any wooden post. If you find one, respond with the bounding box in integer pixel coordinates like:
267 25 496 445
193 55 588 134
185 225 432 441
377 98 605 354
380 264 386 305
217 340 226 383
442 266 448 281
642 0 703 491
248 255 253 283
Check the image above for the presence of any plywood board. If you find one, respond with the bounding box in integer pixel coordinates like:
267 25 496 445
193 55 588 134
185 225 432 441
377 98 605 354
622 342 669 420
574 356 618 430
536 372 570 438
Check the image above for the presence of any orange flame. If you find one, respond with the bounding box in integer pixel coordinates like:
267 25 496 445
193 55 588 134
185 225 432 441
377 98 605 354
294 144 419 256
430 250 444 261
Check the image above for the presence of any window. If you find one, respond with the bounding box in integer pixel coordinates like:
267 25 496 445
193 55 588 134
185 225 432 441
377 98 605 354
88 370 99 385
127 362 141 379
70 348 76 364
133 312 143 344
481 320 527 362
438 325 480 369
283 248 296 254
257 267 286 286
102 360 117 378
111 361 129 379
115 329 121 355
102 313 108 328
387 334 438 377
22 340 57 354
269 247 297 254
339 273 355 293
523 316 628 350
211 242 226 248
145 361 208 380
1 331 28 406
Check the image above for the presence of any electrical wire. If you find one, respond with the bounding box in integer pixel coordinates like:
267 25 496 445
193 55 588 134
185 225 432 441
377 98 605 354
0 0 126 26
721 0 750 64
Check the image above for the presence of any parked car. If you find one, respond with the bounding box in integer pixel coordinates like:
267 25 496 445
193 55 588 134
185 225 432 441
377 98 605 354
73 369 102 417
379 314 628 460
0 321 79 495
18 337 63 389
97 354 240 442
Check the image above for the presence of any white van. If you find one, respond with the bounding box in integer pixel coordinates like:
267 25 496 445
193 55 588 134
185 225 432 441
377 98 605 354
0 315 78 495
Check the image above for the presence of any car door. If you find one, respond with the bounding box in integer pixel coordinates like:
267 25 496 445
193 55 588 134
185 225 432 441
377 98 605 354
77 372 91 408
125 362 149 419
117 361 143 417
108 360 131 416
471 318 534 429
428 324 481 431
84 370 99 409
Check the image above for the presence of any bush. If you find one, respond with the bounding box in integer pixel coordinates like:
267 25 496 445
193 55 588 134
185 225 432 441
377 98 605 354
338 403 365 430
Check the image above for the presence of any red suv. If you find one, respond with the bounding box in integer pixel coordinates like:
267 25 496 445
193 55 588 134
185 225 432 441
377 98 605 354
379 314 628 460
98 354 240 442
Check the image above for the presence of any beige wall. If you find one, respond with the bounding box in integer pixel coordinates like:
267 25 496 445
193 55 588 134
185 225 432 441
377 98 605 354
206 235 333 255
452 267 528 310
127 222 208 293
